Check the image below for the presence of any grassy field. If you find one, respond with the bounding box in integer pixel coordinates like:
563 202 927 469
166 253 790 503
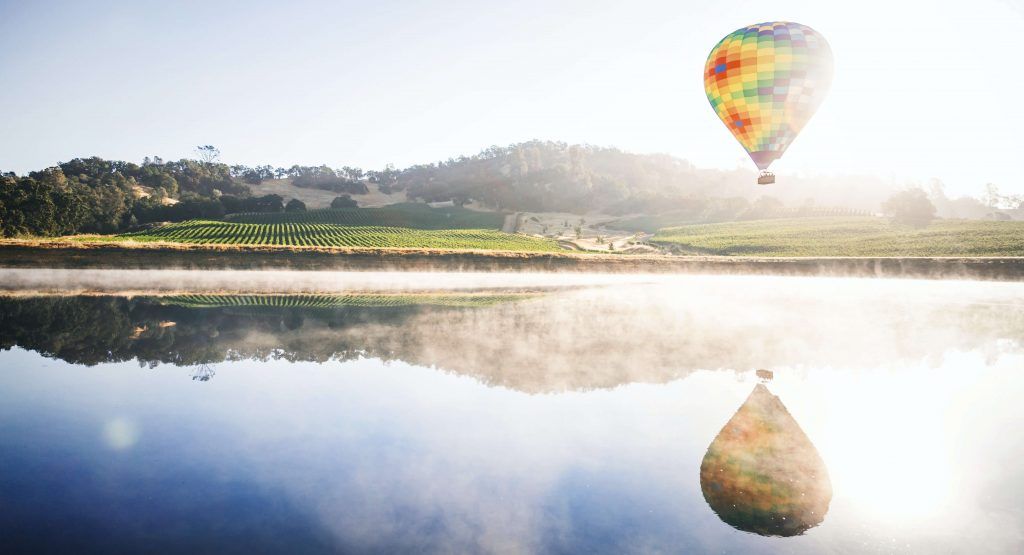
652 217 1024 256
226 203 504 230
116 220 562 252
608 208 874 233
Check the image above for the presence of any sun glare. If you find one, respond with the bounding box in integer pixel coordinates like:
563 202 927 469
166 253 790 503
802 363 980 523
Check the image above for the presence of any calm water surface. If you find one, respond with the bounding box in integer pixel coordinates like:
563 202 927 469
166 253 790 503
1 273 1022 553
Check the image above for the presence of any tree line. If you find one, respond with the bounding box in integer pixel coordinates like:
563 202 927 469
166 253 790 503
387 141 1017 222
0 156 364 237
0 295 420 367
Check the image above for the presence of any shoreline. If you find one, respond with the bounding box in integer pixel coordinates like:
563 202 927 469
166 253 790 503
2 240 1024 281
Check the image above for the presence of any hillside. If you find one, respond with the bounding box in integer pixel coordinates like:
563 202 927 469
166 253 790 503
652 217 1024 257
246 179 408 209
606 206 874 233
390 141 904 215
3 141 1014 242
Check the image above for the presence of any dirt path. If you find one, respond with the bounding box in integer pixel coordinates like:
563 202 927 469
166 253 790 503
501 213 519 233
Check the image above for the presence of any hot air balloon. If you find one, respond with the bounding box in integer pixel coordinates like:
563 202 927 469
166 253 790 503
704 22 833 185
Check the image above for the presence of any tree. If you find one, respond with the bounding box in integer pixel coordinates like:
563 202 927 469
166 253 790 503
982 183 1022 211
290 165 368 194
194 145 220 164
231 164 274 185
285 198 307 212
983 183 1001 209
882 189 937 228
341 166 364 181
746 196 785 219
253 194 284 212
330 195 358 209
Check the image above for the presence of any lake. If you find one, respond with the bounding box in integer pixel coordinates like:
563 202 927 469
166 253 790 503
1 272 1022 553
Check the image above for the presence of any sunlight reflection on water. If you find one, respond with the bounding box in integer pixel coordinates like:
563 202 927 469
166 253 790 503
102 417 140 451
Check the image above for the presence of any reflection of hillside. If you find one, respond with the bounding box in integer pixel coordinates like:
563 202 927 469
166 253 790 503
1 294 536 367
2 282 1024 392
700 384 831 536
0 295 429 367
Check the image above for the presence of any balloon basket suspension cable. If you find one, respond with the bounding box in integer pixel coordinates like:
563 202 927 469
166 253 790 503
757 171 775 185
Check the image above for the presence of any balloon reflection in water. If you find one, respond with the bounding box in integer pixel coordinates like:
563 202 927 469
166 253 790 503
700 384 832 536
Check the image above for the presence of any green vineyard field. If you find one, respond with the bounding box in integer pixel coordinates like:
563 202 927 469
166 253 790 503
652 217 1024 256
117 220 562 252
226 203 504 230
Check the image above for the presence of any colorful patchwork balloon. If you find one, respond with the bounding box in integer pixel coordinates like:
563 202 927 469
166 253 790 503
704 22 833 178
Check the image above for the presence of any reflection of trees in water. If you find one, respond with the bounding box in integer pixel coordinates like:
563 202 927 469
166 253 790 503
0 295 425 367
700 384 831 536
2 288 1023 393
191 363 216 382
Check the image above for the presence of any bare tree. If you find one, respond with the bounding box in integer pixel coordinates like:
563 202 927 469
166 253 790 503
195 145 221 164
984 183 1001 209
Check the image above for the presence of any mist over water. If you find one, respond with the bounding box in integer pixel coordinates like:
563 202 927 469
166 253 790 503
0 268 667 294
1 272 1022 553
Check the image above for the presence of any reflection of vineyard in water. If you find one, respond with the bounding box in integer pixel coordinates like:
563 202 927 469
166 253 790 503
2 282 1024 393
161 293 537 309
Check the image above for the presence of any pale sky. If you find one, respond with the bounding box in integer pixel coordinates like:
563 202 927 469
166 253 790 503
2 0 1022 196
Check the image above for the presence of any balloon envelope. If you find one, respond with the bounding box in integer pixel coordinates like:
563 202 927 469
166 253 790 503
704 22 833 170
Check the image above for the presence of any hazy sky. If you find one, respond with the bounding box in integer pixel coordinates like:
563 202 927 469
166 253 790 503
2 0 1022 196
